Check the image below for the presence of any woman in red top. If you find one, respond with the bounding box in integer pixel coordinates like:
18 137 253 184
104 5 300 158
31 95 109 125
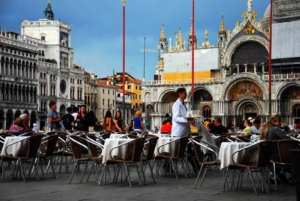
160 117 172 134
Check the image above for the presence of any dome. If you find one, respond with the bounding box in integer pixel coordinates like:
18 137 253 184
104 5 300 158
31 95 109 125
263 4 270 19
262 4 270 31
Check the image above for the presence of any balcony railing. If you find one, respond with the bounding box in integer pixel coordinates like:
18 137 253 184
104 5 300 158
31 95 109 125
262 73 300 81
38 61 58 69
143 73 300 87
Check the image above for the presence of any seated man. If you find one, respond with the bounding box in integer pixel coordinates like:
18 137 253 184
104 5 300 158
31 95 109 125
251 119 263 134
159 117 172 134
210 117 228 135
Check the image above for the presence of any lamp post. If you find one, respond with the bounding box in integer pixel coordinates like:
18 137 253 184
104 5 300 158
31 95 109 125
268 0 273 116
122 0 126 123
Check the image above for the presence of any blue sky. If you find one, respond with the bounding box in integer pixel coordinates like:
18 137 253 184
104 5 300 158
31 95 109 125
0 0 269 80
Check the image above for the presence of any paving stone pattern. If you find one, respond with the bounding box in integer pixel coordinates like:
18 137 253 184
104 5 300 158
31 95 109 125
0 167 296 201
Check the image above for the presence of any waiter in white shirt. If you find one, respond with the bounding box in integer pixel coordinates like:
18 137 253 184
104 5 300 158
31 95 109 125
171 88 190 137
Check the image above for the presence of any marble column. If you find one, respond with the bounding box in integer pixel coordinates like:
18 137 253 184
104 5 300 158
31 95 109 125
244 64 248 73
235 64 239 74
253 63 257 74
261 63 265 75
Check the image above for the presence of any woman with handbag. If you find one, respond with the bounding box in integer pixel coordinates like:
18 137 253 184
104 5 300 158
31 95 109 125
103 110 116 131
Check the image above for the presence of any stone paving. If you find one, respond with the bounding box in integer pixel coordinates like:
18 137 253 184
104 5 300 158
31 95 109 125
0 165 297 201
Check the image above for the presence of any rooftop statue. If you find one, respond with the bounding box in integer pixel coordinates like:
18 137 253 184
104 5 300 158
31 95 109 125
248 0 252 12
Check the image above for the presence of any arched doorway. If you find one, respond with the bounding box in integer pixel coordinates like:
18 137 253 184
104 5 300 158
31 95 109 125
59 105 66 117
161 91 177 115
280 85 300 124
235 101 259 128
30 111 37 128
6 110 14 129
0 110 4 129
226 80 263 127
15 110 21 119
193 89 213 111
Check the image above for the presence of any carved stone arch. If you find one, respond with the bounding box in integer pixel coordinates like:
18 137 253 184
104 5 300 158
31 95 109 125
220 73 268 100
158 88 177 102
224 35 269 66
144 92 152 103
187 86 214 101
235 97 263 116
276 82 300 100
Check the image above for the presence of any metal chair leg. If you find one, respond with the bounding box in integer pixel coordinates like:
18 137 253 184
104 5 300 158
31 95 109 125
69 162 77 184
194 164 203 188
248 168 258 195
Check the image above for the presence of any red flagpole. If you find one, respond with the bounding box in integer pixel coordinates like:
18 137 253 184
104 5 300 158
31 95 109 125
268 0 272 116
122 0 126 120
191 0 195 108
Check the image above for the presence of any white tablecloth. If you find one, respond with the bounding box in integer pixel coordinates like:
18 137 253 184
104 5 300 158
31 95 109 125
218 142 258 170
1 136 30 156
152 134 171 138
155 137 179 157
110 134 128 139
101 138 134 164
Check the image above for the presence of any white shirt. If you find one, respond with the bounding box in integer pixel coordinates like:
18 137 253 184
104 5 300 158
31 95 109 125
251 125 263 134
72 113 78 126
171 99 190 137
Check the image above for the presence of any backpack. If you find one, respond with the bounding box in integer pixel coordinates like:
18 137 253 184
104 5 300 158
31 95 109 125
63 114 73 129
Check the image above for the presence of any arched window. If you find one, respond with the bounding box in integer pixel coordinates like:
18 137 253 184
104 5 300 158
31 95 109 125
202 105 211 118
293 104 300 117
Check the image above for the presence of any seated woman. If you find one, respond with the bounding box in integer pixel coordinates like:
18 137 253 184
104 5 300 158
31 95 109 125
261 115 290 184
9 117 26 134
190 120 199 135
240 119 252 137
159 117 172 134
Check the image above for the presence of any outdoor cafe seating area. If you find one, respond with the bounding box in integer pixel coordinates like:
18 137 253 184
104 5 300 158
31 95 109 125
0 119 300 198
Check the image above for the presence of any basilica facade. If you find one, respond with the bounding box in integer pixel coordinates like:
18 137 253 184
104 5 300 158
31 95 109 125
142 0 300 129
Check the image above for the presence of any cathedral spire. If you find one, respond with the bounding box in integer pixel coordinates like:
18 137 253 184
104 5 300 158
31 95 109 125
188 17 197 51
44 0 54 20
219 13 226 35
159 21 167 42
176 25 183 45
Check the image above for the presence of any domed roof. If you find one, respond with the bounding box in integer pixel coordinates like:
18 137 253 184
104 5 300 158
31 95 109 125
263 4 270 19
262 4 270 31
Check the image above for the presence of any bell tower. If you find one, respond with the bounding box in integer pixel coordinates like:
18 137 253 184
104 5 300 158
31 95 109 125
158 21 168 55
44 0 54 20
188 20 197 51
218 13 227 51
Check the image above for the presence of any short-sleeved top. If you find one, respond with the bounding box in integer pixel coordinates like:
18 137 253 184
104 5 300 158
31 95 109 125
9 124 26 134
243 126 253 136
160 124 172 133
47 110 60 130
133 117 143 130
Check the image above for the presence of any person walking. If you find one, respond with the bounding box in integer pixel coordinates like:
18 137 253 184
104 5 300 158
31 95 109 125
171 88 190 137
133 111 144 132
47 101 62 131
76 105 88 131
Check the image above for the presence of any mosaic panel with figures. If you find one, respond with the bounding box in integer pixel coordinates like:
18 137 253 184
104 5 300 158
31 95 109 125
281 86 300 99
227 81 263 100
